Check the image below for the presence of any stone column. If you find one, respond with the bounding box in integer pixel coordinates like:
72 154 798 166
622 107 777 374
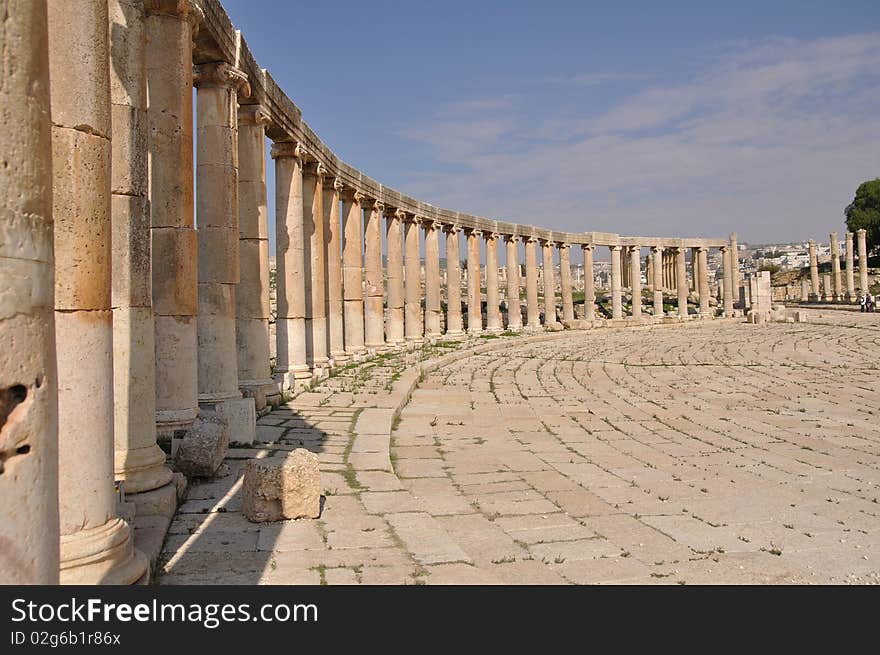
444 225 464 336
729 233 740 305
236 105 278 409
485 233 502 332
302 163 329 374
271 142 311 390
845 232 856 302
364 200 386 351
466 229 483 334
582 245 596 320
721 245 734 317
857 229 869 295
809 239 820 301
541 240 557 326
110 0 173 499
559 243 574 323
341 189 366 358
620 247 629 289
0 0 59 585
801 278 810 302
385 209 405 347
652 246 664 319
49 0 147 584
194 61 255 444
326 179 346 364
830 232 842 301
823 273 833 302
524 237 541 328
146 0 200 439
404 216 423 343
675 247 688 319
630 246 642 319
698 247 710 316
505 236 523 329
646 253 654 292
690 247 699 292
610 246 623 319
424 221 442 338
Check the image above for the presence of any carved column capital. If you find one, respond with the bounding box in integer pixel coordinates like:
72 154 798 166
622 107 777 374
332 178 345 193
193 61 250 96
581 243 594 252
269 140 306 161
372 200 386 213
443 223 461 235
238 104 271 127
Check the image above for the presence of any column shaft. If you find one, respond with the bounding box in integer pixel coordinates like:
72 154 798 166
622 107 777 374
629 246 642 318
341 191 366 357
676 248 688 318
559 244 574 323
50 0 146 584
505 237 522 329
541 241 557 326
525 238 540 328
302 165 329 372
845 232 856 302
326 180 346 363
652 247 664 318
646 253 654 292
424 222 442 337
466 230 483 334
444 227 464 336
582 245 596 320
271 143 310 389
236 106 277 409
698 247 710 315
404 217 423 342
385 210 405 346
0 0 59 584
363 201 386 350
485 234 502 332
729 233 740 305
830 232 842 301
809 240 820 300
111 0 172 495
857 229 869 295
610 246 623 319
722 246 734 317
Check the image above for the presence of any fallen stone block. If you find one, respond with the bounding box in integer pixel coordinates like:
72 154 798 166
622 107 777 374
243 449 321 522
173 413 229 478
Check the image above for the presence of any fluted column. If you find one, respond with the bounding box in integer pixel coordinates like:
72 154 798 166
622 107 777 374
830 232 842 301
559 243 574 323
698 247 710 316
386 209 405 347
651 246 663 319
341 189 366 358
540 240 557 326
808 239 820 301
302 163 329 373
236 105 277 408
608 246 622 320
582 245 596 320
505 236 523 329
271 142 311 390
404 216 423 343
364 199 386 351
675 247 688 318
629 246 642 318
721 245 734 317
484 233 502 332
326 179 346 364
444 225 465 336
50 0 147 584
857 229 869 295
424 221 442 338
0 0 59 585
194 61 253 446
524 237 541 328
110 0 172 497
845 232 856 302
466 229 483 334
147 0 200 438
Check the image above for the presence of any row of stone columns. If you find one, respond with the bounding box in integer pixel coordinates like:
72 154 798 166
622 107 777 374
808 230 868 302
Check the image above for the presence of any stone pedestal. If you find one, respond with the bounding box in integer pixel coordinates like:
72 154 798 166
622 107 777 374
243 450 321 522
50 0 147 585
0 0 59 584
506 236 523 329
272 142 312 391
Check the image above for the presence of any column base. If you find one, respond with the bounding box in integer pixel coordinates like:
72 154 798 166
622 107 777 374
442 330 466 340
239 378 279 411
114 444 173 495
200 396 256 446
331 349 350 365
485 325 503 334
60 517 148 585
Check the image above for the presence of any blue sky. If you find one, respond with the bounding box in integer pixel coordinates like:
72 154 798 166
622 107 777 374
223 0 880 246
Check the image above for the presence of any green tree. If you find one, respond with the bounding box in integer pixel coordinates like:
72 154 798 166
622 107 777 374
845 178 880 253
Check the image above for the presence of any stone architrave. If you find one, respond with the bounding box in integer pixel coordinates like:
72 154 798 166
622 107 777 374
49 0 147 585
236 104 279 408
0 0 60 585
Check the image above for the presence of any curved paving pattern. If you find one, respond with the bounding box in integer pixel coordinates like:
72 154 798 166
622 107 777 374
159 311 880 584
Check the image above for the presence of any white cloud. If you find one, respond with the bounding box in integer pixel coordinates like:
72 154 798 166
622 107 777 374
395 33 880 243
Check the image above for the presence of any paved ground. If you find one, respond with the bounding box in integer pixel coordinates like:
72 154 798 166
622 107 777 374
158 310 880 584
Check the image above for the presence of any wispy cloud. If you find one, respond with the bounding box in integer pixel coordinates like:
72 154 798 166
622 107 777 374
395 33 880 242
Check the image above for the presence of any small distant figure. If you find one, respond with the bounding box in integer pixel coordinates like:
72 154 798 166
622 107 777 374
867 291 876 313
858 288 867 312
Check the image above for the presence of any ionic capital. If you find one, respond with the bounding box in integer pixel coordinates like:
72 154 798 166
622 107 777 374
484 231 499 242
270 140 306 161
145 0 204 30
193 62 250 96
393 208 410 222
443 223 461 235
333 178 345 193
610 245 622 252
581 243 594 252
238 104 271 127
372 200 386 213
557 242 570 250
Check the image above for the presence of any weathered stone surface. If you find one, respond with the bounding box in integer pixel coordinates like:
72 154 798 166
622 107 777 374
242 449 321 522
174 413 229 478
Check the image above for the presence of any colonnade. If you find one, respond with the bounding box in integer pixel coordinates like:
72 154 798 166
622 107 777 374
0 0 736 585
806 230 869 302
